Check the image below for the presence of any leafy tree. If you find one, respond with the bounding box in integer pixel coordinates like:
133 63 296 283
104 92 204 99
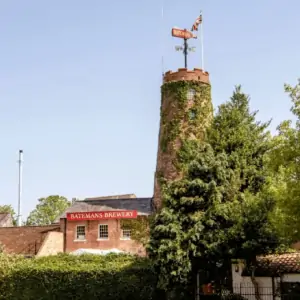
266 79 300 243
148 86 281 295
0 205 17 225
27 195 71 225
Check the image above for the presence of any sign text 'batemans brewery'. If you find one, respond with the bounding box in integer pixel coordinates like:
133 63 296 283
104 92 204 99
66 210 138 221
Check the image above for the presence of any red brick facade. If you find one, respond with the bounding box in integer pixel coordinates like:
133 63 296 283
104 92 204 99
163 68 210 84
61 218 145 255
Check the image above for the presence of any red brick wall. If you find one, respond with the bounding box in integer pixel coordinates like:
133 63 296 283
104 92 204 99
163 68 210 84
63 219 145 255
0 225 60 255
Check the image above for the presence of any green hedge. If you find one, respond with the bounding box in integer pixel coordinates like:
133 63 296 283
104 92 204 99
0 253 164 300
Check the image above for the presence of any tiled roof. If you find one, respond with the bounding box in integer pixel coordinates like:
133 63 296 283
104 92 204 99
242 253 300 276
57 197 153 221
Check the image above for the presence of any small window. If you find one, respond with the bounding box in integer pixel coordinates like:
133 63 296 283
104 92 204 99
121 229 131 240
187 88 196 101
76 225 86 240
99 224 109 240
188 109 197 120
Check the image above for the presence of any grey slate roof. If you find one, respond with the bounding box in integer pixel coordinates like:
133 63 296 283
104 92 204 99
58 197 153 221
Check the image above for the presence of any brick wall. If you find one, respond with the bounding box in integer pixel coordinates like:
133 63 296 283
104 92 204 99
63 218 145 255
0 225 60 255
153 68 212 209
163 68 210 84
36 231 64 257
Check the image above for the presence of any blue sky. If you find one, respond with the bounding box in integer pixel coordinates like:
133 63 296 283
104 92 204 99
0 0 299 220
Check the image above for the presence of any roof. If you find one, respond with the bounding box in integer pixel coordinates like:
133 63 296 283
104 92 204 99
0 225 60 256
84 194 137 200
57 197 153 220
242 253 300 276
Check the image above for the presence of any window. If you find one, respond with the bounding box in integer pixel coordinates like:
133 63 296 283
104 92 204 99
76 225 86 240
121 229 131 240
188 109 197 120
99 224 109 240
187 88 196 101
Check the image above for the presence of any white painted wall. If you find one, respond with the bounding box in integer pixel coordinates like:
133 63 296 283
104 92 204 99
232 262 280 300
282 274 300 282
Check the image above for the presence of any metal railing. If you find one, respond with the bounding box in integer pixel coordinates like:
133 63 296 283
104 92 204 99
198 283 300 300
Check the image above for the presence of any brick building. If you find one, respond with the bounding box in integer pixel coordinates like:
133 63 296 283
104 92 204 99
0 194 152 257
58 194 152 255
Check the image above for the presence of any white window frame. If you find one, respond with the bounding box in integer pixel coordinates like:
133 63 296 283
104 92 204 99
75 225 86 241
98 224 109 240
120 228 131 240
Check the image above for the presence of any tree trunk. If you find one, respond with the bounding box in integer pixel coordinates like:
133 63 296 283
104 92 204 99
250 268 262 300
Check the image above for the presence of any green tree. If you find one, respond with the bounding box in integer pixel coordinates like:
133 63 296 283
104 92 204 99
208 85 271 195
0 205 17 225
266 79 300 243
148 86 281 295
27 195 71 225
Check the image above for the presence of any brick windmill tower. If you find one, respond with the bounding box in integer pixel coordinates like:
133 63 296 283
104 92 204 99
153 14 213 210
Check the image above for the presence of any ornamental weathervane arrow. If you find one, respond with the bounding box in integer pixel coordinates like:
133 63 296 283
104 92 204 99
171 12 203 70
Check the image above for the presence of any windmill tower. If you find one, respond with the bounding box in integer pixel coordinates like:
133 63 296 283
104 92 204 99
153 17 213 210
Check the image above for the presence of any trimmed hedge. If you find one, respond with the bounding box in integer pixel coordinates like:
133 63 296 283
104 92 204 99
0 253 163 300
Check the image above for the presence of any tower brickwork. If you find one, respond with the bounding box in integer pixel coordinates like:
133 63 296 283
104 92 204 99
153 68 213 210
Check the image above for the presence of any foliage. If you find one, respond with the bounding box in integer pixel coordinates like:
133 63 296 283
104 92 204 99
26 195 71 225
0 205 16 225
0 253 163 300
208 85 271 195
120 216 152 245
148 143 234 291
160 80 212 153
148 86 281 292
266 79 300 243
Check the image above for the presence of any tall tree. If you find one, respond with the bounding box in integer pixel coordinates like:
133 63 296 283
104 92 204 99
267 79 300 243
148 87 281 295
208 85 271 195
27 195 71 225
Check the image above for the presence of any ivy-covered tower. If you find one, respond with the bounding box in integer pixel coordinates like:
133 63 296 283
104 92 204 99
153 68 213 210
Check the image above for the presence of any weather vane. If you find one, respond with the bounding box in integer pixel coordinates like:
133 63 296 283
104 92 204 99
171 13 203 69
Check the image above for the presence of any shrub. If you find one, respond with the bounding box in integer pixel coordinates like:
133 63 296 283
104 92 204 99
0 253 162 300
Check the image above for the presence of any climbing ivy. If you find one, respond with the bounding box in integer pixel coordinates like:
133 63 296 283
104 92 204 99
160 80 212 154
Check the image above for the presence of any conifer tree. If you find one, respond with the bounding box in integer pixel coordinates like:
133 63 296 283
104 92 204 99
148 86 281 294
